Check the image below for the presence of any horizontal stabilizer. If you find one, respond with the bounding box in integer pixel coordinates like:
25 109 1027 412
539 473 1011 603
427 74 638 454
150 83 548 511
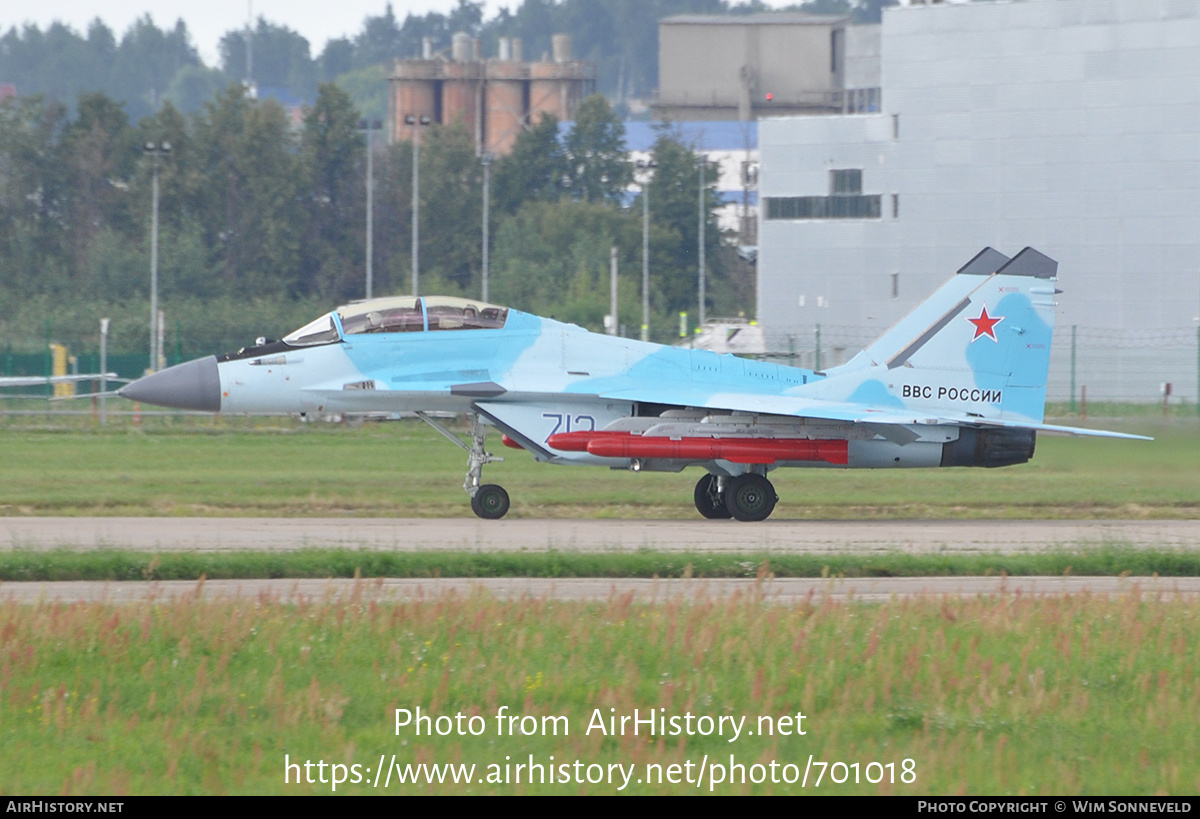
1019 422 1151 441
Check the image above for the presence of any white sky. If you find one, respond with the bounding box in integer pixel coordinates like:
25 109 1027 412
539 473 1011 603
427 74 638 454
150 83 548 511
2 1 799 67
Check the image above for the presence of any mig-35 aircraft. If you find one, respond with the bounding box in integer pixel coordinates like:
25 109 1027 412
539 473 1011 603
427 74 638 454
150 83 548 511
119 247 1146 521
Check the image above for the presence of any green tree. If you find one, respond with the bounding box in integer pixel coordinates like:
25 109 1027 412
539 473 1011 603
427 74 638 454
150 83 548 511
62 92 137 281
109 17 203 121
637 131 723 314
564 94 630 205
333 65 389 125
491 112 567 216
0 17 202 121
220 19 317 101
353 3 405 67
318 38 356 81
491 199 636 329
415 123 482 293
190 84 305 296
133 102 217 299
0 95 71 295
368 140 415 297
301 83 367 300
164 65 227 115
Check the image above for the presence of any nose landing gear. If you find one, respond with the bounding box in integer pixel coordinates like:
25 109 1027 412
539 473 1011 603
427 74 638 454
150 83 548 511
417 411 510 519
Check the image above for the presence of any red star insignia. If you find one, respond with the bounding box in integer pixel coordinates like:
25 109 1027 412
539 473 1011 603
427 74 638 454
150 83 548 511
966 304 1003 342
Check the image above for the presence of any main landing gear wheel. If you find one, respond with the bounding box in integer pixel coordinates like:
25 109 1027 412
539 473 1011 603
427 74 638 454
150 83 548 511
693 474 732 519
724 473 777 522
471 484 510 520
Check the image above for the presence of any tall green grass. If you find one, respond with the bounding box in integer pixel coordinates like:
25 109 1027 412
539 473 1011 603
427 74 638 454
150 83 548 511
2 592 1196 794
3 546 1200 581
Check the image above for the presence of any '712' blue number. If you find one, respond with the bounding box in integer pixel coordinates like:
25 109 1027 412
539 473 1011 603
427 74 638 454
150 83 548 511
542 413 596 437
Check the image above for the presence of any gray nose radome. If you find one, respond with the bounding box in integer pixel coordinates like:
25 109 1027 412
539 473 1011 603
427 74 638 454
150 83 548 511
118 356 221 412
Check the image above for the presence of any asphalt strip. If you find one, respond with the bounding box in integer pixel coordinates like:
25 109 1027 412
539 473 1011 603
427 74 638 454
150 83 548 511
3 517 1200 553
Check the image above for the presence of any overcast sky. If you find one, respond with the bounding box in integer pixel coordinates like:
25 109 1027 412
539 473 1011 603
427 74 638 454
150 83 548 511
0 1 511 66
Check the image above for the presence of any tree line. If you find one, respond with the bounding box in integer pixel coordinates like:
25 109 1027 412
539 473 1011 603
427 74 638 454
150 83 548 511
0 1 895 123
0 85 745 360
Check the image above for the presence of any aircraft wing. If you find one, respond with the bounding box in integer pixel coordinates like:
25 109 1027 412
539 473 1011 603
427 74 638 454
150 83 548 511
594 386 1152 441
0 373 121 388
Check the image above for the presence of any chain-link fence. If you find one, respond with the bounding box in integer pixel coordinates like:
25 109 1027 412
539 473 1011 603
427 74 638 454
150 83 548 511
761 324 1200 410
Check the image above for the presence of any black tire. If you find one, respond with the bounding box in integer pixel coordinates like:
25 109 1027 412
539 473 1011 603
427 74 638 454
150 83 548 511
471 484 510 519
693 474 732 519
724 474 777 522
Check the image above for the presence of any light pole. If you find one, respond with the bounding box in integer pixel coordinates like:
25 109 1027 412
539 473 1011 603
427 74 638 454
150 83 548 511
359 119 382 300
144 140 170 373
636 159 656 342
698 155 707 327
405 114 432 297
99 318 109 426
481 152 492 302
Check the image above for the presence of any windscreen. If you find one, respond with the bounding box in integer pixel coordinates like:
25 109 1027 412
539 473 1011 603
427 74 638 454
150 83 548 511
282 314 339 346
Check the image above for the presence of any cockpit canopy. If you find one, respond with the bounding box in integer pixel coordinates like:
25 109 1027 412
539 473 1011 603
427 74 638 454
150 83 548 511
282 296 510 347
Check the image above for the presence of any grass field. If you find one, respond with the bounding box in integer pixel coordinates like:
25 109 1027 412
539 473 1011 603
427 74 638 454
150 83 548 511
2 591 1197 795
3 414 1197 796
4 546 1200 582
0 414 1195 519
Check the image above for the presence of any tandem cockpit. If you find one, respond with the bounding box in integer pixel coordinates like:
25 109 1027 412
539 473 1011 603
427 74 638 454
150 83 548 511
281 296 511 347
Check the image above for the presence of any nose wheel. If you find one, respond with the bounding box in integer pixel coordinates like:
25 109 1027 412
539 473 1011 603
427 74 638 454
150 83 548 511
416 411 510 519
471 484 510 519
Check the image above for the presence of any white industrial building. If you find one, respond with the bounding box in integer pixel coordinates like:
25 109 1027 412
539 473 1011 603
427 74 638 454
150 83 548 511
757 0 1200 405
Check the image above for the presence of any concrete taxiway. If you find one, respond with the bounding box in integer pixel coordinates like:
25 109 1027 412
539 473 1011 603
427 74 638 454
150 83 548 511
3 517 1197 604
3 517 1198 554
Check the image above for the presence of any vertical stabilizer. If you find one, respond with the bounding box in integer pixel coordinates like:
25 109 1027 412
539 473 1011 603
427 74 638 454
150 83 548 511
823 247 1058 424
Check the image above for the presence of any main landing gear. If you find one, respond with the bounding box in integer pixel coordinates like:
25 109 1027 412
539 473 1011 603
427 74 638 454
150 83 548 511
693 472 778 522
417 412 510 519
693 474 732 519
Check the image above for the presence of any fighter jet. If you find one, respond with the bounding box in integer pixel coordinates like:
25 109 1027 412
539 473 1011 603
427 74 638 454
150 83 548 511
119 247 1147 520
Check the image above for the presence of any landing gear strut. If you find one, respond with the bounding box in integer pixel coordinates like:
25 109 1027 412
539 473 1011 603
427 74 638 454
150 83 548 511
416 412 510 519
693 474 732 519
723 473 777 522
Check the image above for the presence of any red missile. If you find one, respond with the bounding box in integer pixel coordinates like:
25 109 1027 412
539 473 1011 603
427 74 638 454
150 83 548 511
546 430 634 452
501 434 525 450
549 431 847 465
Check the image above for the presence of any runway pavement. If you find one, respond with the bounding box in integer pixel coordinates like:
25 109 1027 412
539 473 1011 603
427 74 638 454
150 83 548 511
3 517 1199 553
